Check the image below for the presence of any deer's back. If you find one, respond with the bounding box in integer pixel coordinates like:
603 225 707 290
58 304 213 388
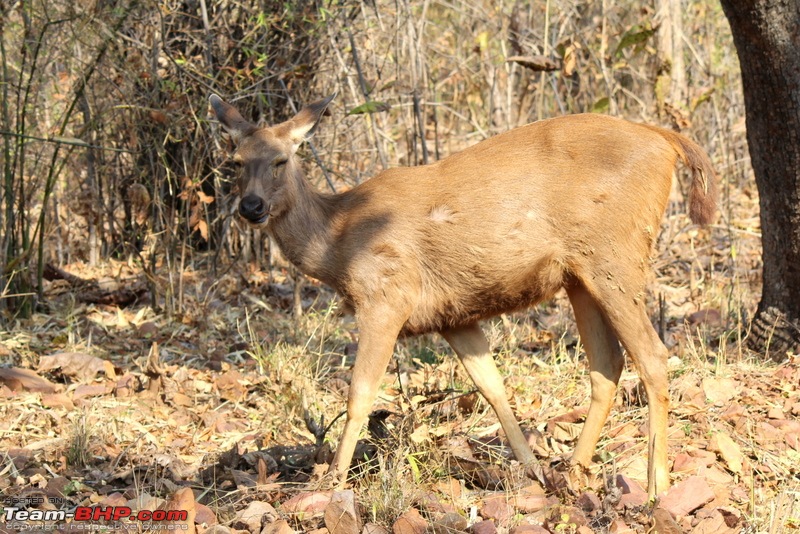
330 114 679 334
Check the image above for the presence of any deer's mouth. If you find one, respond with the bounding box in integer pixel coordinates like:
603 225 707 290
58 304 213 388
243 212 269 226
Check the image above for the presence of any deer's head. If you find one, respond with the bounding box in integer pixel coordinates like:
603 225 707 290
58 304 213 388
209 94 334 226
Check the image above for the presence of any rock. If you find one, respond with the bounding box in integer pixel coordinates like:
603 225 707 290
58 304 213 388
658 476 715 518
615 474 648 508
575 491 601 513
202 527 232 534
392 508 427 534
692 507 742 534
510 484 547 513
429 512 467 533
418 492 458 515
324 490 361 534
479 495 514 526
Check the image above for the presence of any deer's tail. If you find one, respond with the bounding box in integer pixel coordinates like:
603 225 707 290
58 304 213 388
648 126 718 225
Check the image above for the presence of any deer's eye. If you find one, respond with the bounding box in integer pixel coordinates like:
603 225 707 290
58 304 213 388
273 158 288 168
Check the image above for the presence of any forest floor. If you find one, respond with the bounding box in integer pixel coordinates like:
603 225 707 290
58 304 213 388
1 183 799 534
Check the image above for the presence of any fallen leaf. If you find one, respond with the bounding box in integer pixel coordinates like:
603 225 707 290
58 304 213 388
39 352 116 381
652 508 681 534
362 523 389 534
233 501 277 532
262 519 296 534
0 367 58 393
480 494 514 526
216 370 246 401
392 508 427 534
709 431 744 474
195 503 217 526
41 393 74 410
409 424 430 444
282 491 332 518
73 383 112 400
158 487 196 534
324 490 361 534
702 377 738 405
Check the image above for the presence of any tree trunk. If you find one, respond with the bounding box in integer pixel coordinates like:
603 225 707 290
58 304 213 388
656 0 687 109
721 1 800 357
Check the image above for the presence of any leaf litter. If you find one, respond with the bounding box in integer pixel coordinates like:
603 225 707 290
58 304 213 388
1 196 799 533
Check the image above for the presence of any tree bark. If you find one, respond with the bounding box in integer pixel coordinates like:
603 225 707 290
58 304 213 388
721 0 800 357
656 0 687 107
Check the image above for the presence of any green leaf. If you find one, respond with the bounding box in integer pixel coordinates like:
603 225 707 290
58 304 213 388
406 453 421 484
347 101 391 115
691 87 715 112
614 24 656 57
591 97 609 114
52 136 89 147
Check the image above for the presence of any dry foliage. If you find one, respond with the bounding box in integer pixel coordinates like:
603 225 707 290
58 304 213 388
1 0 797 533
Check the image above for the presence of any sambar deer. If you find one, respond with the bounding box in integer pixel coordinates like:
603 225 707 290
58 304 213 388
209 93 717 497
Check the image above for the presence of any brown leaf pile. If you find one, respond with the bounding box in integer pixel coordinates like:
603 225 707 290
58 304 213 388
1 208 798 534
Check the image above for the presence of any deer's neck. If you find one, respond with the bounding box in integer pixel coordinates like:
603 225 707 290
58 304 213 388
268 172 337 283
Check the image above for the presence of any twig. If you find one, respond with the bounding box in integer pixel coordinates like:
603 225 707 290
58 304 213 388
347 29 388 169
348 30 369 98
413 89 429 164
537 0 552 120
0 130 133 152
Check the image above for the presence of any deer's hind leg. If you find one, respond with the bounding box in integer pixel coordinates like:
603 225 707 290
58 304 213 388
583 277 671 497
566 281 624 467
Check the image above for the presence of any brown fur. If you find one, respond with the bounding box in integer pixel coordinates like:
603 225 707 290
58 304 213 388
211 94 717 496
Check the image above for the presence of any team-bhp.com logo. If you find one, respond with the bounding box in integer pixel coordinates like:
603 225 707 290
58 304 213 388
2 497 189 531
4 507 188 521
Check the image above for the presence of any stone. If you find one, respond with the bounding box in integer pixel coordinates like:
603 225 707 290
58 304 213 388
658 476 715 518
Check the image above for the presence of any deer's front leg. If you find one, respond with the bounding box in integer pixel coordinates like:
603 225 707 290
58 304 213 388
330 309 406 487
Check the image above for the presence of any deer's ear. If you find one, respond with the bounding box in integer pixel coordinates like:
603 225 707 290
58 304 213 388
286 94 336 150
209 94 257 143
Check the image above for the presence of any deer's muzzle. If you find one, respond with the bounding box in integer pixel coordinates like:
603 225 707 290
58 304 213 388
239 194 269 224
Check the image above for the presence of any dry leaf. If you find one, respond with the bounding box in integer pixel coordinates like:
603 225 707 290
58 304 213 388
39 352 116 381
709 431 744 474
652 508 682 534
158 487 196 534
410 423 431 444
324 490 361 534
0 367 58 393
702 377 738 405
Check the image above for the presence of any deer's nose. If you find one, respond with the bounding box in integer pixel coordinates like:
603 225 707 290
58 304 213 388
239 194 268 223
